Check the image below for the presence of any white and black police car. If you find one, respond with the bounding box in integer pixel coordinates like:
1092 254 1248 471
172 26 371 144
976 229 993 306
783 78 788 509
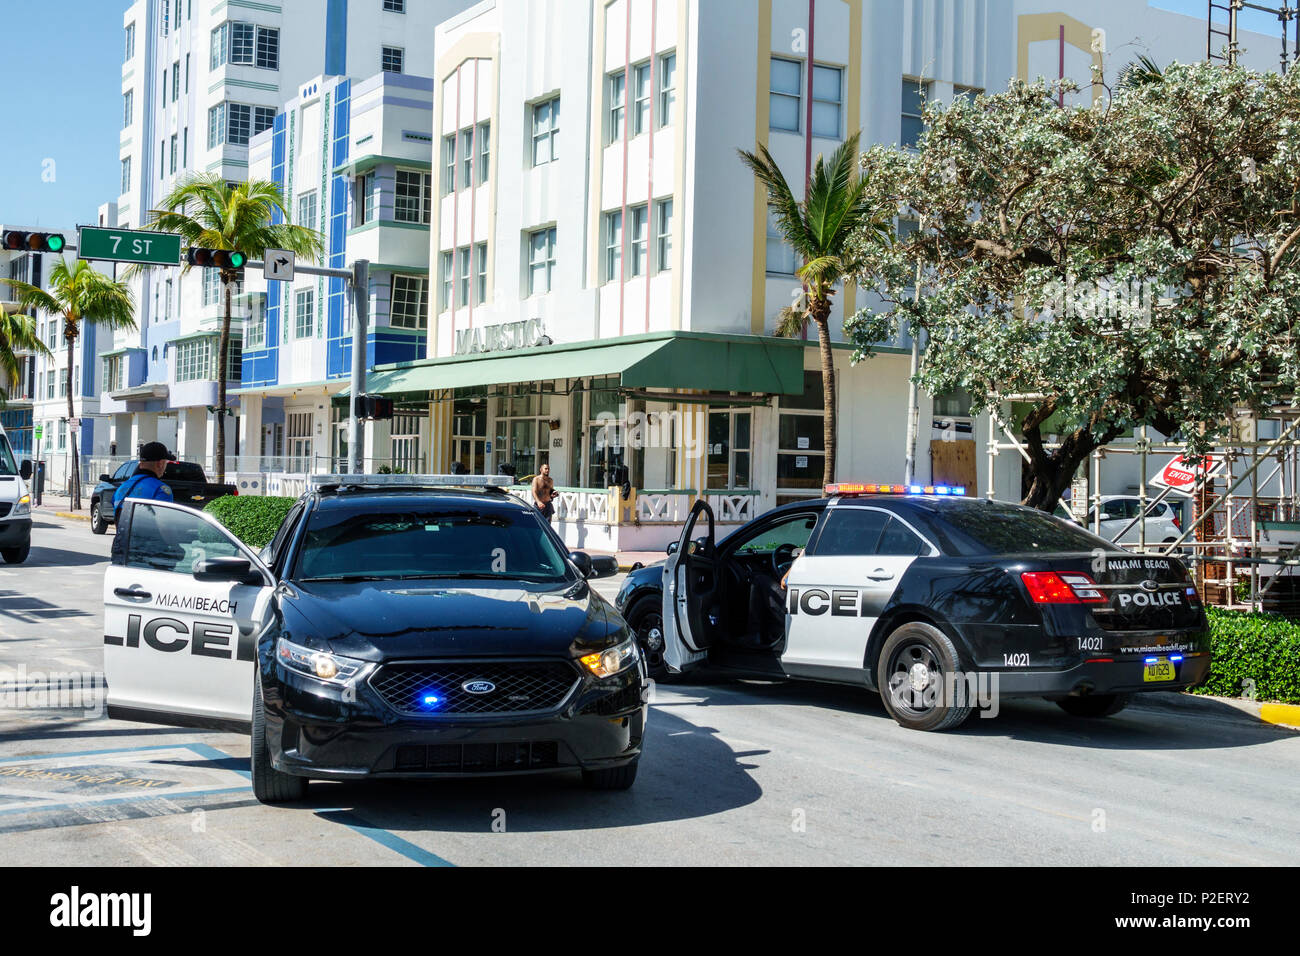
615 482 1210 732
103 475 647 802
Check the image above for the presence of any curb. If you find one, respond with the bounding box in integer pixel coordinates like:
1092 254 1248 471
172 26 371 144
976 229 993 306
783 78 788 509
1259 702 1300 729
1130 691 1300 731
53 512 90 522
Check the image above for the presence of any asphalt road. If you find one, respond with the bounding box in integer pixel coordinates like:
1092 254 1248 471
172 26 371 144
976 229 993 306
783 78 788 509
0 514 1297 865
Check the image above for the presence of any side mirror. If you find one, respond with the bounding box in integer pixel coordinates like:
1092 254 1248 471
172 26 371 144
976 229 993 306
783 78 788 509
568 551 593 577
20 460 32 481
193 556 261 586
665 541 679 555
589 555 619 579
99 473 112 483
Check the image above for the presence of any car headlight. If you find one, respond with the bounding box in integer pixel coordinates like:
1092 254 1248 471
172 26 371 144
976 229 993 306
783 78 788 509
579 637 639 679
11 495 30 517
276 637 368 685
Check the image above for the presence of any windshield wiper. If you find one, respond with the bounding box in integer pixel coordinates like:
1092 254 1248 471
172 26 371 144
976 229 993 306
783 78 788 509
296 574 403 583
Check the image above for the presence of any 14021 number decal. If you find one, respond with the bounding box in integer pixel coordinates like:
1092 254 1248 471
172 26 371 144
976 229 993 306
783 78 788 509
1003 653 1029 667
1078 636 1104 652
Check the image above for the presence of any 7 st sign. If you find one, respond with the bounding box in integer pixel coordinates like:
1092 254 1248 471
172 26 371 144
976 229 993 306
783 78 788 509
77 226 182 266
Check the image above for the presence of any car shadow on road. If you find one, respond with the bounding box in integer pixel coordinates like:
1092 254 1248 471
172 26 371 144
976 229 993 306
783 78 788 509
18 547 109 569
291 707 763 833
660 676 1295 752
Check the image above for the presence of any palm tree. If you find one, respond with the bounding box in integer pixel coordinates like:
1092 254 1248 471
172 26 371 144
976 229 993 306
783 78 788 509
2 260 134 509
0 309 51 406
739 131 891 486
144 174 323 483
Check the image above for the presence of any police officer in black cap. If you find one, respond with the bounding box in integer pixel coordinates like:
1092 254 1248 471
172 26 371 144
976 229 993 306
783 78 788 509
111 441 175 523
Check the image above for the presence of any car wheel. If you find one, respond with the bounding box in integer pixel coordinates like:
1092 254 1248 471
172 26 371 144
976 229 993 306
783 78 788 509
626 595 669 680
1056 693 1130 718
582 759 639 790
877 621 973 732
1 543 30 565
90 502 108 535
251 670 308 804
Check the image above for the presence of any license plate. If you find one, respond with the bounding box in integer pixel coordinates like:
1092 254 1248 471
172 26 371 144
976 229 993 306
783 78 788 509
1143 657 1177 682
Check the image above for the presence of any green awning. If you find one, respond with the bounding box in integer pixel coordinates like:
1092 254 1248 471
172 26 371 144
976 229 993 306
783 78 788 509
354 331 806 402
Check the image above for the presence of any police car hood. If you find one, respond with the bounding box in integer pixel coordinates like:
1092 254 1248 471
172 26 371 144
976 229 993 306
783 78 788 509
278 579 621 660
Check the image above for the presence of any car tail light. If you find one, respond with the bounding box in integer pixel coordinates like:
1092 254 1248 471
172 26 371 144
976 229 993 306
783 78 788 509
1172 515 1181 530
1021 571 1108 604
232 488 239 496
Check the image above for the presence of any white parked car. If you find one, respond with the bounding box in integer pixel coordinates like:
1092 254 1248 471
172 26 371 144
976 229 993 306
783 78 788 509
1055 495 1184 547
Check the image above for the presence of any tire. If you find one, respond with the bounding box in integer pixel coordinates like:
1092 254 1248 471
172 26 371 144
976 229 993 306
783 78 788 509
1056 693 1130 718
877 621 973 732
626 594 669 680
582 759 639 790
251 670 308 804
1 542 30 565
90 501 108 535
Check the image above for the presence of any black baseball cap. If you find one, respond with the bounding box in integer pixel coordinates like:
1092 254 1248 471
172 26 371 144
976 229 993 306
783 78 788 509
138 441 171 463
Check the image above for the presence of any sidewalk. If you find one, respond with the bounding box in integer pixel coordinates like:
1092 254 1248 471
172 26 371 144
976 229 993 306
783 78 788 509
32 494 88 521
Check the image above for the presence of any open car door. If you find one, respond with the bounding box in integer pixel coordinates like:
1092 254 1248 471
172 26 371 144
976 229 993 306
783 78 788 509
103 500 275 731
661 498 718 673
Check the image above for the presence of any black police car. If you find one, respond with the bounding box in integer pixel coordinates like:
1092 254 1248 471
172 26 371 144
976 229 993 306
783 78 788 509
103 475 647 802
616 483 1210 731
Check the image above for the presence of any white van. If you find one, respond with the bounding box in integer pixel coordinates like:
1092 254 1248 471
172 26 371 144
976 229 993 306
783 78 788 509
0 423 33 564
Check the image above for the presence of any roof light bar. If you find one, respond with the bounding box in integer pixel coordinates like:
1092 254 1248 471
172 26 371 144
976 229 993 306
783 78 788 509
825 482 968 497
308 473 516 488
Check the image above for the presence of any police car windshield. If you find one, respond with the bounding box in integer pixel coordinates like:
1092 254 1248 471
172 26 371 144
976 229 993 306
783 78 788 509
0 434 16 476
292 507 572 584
923 499 1119 555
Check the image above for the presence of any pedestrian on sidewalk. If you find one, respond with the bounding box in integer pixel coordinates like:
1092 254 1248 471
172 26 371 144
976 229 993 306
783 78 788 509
532 462 557 521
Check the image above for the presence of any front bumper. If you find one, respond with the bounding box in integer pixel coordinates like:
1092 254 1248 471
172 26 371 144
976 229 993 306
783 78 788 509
993 653 1213 698
260 661 648 779
0 519 31 548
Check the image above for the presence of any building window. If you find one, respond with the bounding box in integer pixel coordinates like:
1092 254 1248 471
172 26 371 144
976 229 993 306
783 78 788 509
457 247 472 308
103 356 124 393
286 412 313 472
231 21 254 64
608 70 626 142
656 198 673 271
629 204 649 277
124 23 135 62
120 157 132 194
297 190 318 231
953 83 984 103
211 22 279 70
170 134 178 174
527 227 556 296
604 210 623 282
202 268 220 306
161 0 169 35
57 419 66 451
659 52 676 127
477 121 491 184
441 134 456 194
475 243 488 305
208 103 225 148
811 65 842 139
175 338 214 383
382 46 404 74
531 96 559 166
294 289 314 338
355 172 375 225
253 106 275 137
706 409 751 489
227 103 252 145
172 61 180 102
245 308 265 348
256 26 279 69
383 0 405 10
776 371 827 503
185 53 190 93
633 61 652 135
390 414 422 473
395 169 432 224
459 127 474 188
183 127 188 166
390 275 429 329
440 251 453 311
770 58 802 132
766 205 796 274
902 78 931 148
123 90 133 128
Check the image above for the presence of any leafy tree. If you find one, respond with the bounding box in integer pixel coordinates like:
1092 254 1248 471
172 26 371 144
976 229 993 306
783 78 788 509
145 175 323 482
849 63 1300 511
739 132 892 486
3 260 133 509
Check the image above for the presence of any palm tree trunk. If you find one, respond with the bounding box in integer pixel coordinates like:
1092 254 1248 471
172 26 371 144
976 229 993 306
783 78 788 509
812 307 837 488
216 272 232 484
65 321 80 510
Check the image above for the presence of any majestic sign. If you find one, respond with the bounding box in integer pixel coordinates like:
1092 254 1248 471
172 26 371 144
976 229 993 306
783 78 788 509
1150 454 1225 493
454 318 548 355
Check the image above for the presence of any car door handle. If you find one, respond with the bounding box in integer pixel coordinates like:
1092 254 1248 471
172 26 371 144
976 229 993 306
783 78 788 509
867 569 895 581
114 587 152 601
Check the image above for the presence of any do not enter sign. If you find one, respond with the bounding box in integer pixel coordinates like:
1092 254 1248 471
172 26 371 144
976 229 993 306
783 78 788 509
1151 454 1224 492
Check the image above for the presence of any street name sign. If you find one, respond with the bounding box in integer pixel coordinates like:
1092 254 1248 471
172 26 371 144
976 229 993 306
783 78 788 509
77 226 182 266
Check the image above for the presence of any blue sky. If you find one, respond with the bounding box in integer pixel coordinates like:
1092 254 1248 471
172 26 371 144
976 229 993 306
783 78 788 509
0 2 125 231
0 1 1288 231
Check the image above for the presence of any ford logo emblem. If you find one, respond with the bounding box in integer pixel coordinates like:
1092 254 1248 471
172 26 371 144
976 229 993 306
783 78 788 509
1139 579 1160 592
462 680 496 695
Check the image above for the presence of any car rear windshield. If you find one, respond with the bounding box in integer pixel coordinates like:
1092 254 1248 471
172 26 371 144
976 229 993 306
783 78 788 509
163 462 206 483
926 499 1118 555
292 507 573 584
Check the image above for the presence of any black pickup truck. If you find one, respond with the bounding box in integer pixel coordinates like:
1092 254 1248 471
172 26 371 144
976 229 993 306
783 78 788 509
89 461 237 534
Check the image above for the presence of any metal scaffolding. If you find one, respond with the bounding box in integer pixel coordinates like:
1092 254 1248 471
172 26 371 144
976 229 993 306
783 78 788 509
1207 0 1300 72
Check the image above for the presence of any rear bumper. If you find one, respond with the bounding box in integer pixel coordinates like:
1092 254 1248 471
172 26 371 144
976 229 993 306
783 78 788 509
994 654 1212 698
0 519 31 547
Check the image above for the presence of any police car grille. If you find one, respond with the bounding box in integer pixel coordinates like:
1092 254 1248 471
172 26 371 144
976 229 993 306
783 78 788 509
392 740 561 772
369 661 578 716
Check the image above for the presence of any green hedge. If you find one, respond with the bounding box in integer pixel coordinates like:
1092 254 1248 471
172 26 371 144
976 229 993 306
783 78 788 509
204 495 297 550
1191 606 1300 704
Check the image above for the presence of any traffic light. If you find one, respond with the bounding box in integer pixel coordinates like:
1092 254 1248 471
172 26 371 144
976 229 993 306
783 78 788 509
186 247 247 270
357 395 394 421
2 231 65 253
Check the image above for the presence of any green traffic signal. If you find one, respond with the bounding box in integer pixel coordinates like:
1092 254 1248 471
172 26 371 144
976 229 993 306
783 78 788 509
46 234 64 252
228 251 246 269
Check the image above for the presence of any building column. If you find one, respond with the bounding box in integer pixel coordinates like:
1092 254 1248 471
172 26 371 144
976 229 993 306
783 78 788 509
366 418 391 473
177 407 208 465
676 402 708 498
239 395 263 473
130 413 158 457
428 398 453 473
